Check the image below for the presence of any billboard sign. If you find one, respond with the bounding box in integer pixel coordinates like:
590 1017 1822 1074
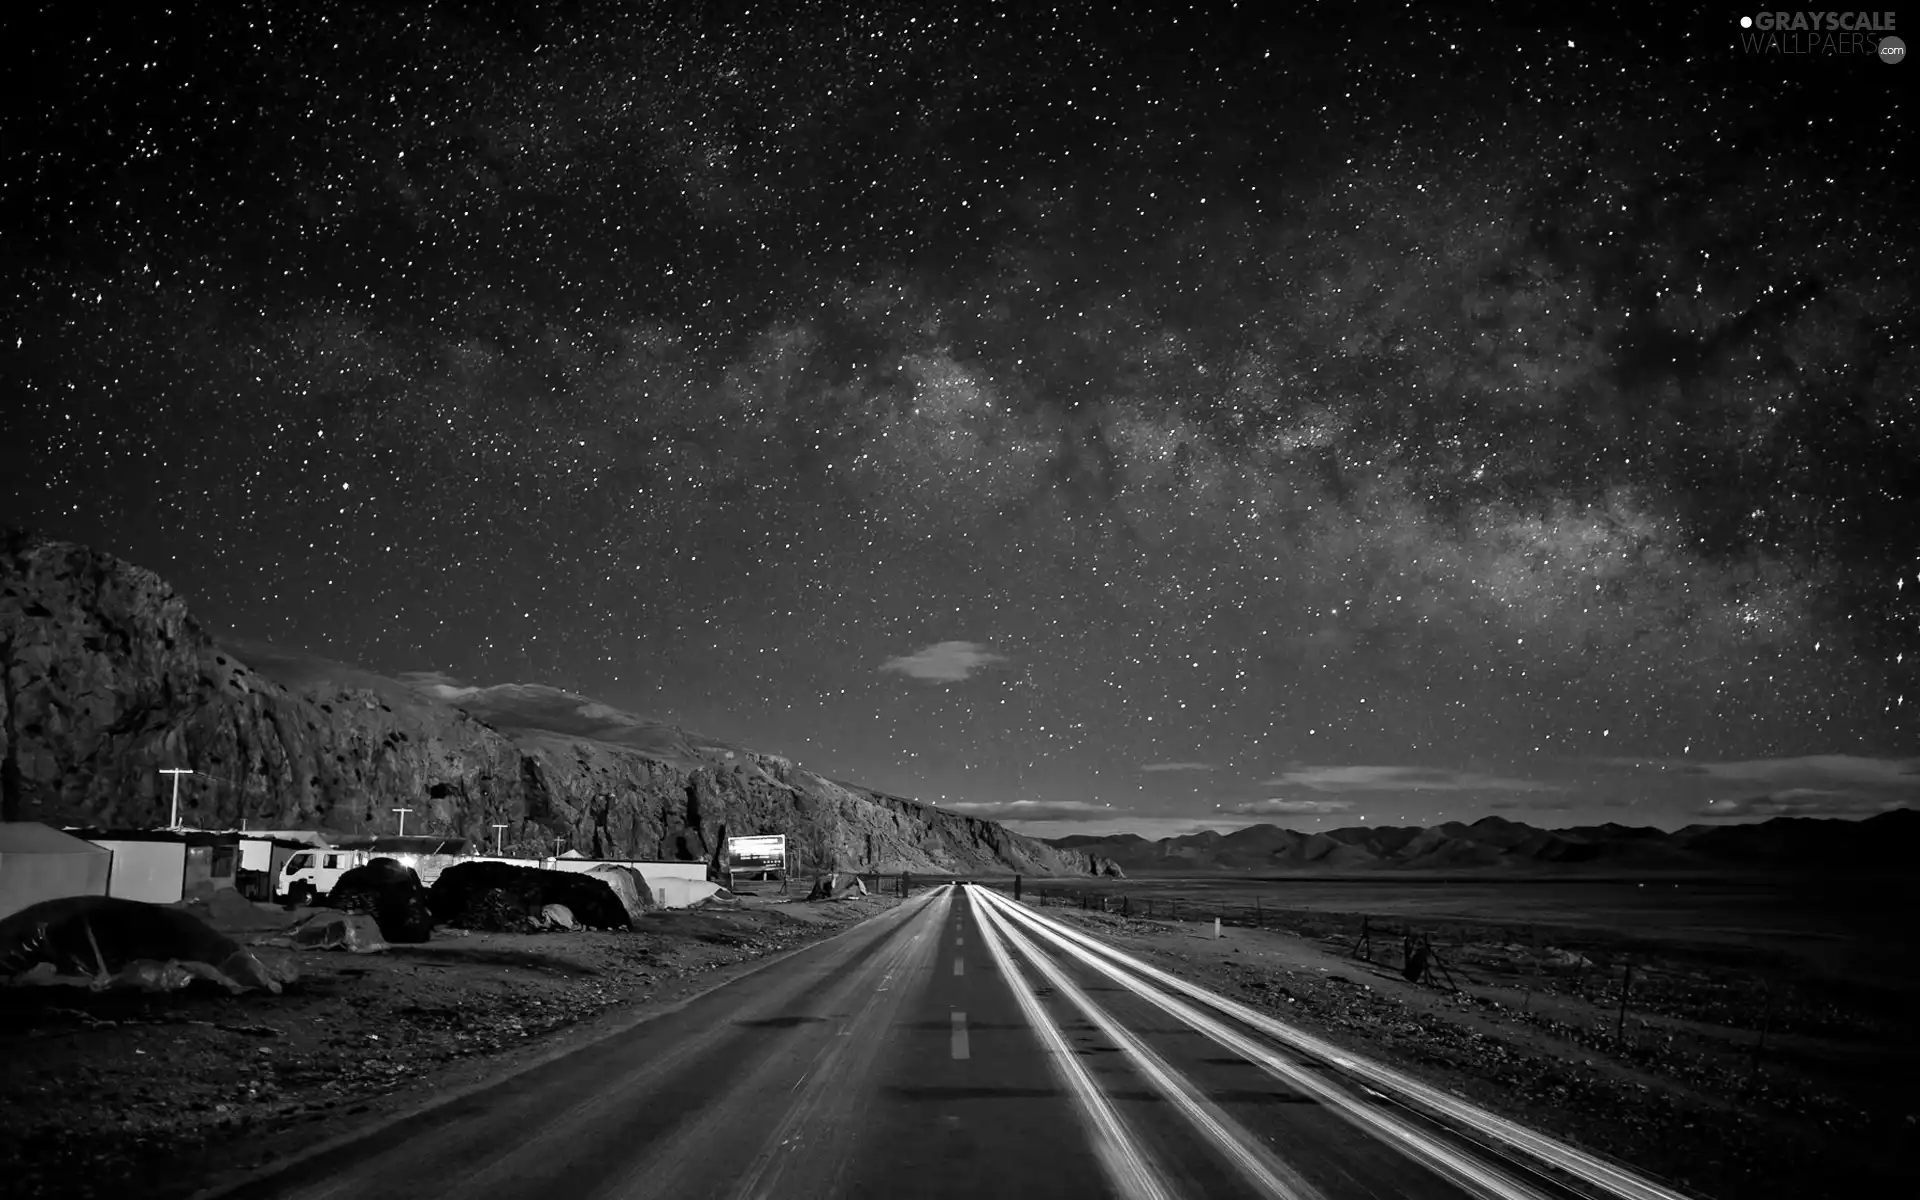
727 834 787 868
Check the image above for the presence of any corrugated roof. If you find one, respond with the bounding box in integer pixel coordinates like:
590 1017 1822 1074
0 822 112 856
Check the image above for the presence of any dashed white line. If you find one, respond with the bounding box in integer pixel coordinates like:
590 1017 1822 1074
951 1011 970 1060
954 958 965 976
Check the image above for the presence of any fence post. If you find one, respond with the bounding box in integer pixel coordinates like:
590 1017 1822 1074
1122 894 1129 917
1255 896 1262 927
1615 960 1634 1043
1750 982 1774 1073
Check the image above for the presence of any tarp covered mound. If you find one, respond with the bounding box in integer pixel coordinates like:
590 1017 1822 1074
0 895 287 993
691 888 742 910
328 857 435 943
587 864 656 922
807 872 868 901
290 911 389 953
182 886 300 933
429 862 631 932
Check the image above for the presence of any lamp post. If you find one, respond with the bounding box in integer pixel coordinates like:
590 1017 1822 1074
492 824 508 856
392 807 413 836
158 768 193 829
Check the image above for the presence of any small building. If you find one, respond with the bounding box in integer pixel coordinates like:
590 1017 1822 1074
0 822 112 919
510 855 719 907
68 828 242 905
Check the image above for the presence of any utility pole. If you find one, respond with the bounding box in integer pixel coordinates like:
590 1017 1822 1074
554 836 565 857
158 768 193 829
492 824 508 856
392 807 413 836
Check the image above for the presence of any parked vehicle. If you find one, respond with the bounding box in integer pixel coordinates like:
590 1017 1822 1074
276 848 371 904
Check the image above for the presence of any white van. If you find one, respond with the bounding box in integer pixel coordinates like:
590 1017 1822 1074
277 848 371 902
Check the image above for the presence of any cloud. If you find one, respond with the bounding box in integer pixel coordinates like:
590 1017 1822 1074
1261 765 1557 793
1692 790 1913 820
398 670 479 701
398 670 464 687
1002 816 1267 841
1595 755 1920 787
878 640 1009 682
1140 761 1218 773
940 798 1118 822
1678 756 1920 786
1228 798 1354 815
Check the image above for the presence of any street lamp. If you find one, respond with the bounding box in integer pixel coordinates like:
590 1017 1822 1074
392 807 413 836
492 823 508 856
158 768 192 829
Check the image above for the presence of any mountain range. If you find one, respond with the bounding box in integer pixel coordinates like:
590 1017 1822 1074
0 533 1119 878
1045 810 1919 874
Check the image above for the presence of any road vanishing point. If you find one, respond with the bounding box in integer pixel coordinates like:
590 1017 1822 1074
202 885 1698 1200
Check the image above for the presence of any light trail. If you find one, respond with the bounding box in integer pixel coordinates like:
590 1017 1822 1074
978 888 1699 1200
974 897 1327 1200
971 887 1182 1200
977 889 1554 1200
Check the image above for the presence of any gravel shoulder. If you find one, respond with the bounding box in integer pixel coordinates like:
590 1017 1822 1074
1031 902 1916 1200
0 891 905 1200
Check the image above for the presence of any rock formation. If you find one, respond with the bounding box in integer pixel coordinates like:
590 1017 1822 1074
0 533 1117 878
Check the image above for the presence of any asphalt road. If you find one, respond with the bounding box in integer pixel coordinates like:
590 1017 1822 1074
215 885 1695 1200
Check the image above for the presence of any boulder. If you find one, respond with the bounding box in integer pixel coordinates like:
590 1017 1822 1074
541 903 576 930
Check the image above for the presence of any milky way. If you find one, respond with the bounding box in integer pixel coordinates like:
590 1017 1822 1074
6 2 1916 837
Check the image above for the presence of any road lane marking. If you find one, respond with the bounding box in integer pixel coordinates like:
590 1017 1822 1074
953 958 965 976
951 1011 969 1059
719 888 951 1200
974 900 1176 1200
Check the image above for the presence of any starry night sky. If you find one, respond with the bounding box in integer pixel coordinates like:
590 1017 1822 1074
6 1 1916 839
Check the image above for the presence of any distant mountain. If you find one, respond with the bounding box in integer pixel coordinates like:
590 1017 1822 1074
0 534 1120 878
1044 810 1919 873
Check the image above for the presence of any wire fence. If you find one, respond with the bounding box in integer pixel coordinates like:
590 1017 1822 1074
981 878 1900 1056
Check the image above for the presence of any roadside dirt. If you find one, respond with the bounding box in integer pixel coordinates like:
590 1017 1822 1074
0 891 904 1200
1036 902 1917 1200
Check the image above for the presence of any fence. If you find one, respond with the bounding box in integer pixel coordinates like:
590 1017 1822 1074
982 878 1889 1059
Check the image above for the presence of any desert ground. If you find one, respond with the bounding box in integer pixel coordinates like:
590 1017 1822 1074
0 890 905 1200
978 871 1916 1200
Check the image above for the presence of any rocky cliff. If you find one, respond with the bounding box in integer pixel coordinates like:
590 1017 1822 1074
0 534 1119 877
